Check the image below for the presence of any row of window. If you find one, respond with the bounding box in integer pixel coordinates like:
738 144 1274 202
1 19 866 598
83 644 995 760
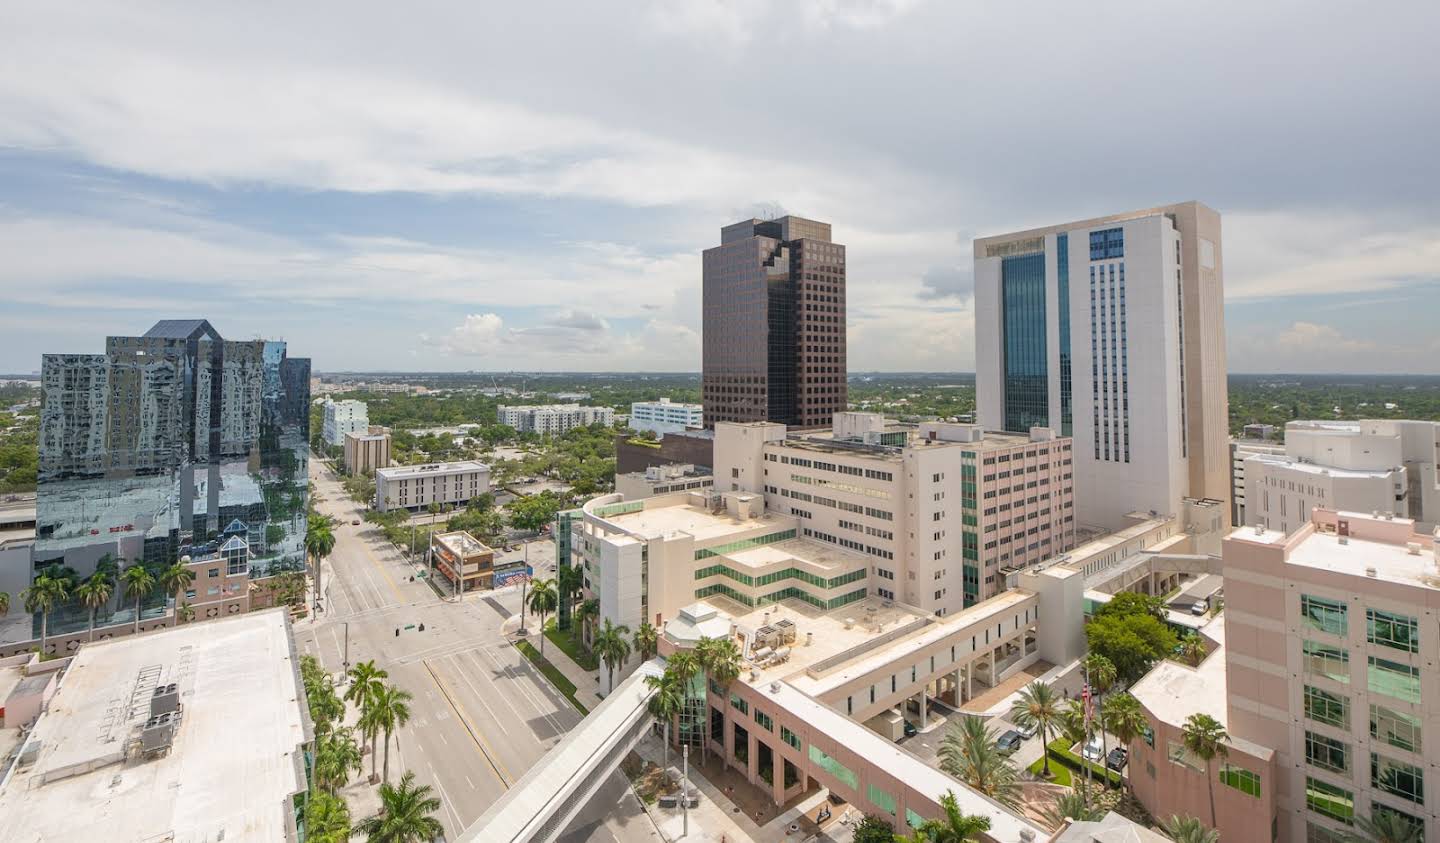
1300 594 1419 653
1302 640 1422 703
693 562 866 590
1304 686 1422 753
694 530 797 560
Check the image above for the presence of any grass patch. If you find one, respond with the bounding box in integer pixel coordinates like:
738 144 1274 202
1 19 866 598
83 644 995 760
515 639 589 715
544 618 599 670
1029 756 1073 786
1046 739 1123 788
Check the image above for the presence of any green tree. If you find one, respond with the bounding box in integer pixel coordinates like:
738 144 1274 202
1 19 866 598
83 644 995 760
644 668 684 773
22 574 69 654
666 650 702 751
696 636 741 762
75 573 114 638
1057 698 1090 746
1009 681 1061 778
122 563 156 634
1040 790 1106 830
556 564 583 631
1164 815 1219 843
1100 692 1148 778
305 791 353 843
594 619 632 692
902 790 991 843
1086 612 1177 681
1095 591 1166 620
1344 810 1426 843
0 591 9 616
315 728 364 793
632 620 658 663
854 813 898 843
352 770 444 843
305 520 336 607
1179 632 1208 666
526 578 558 656
159 562 196 608
1180 713 1229 829
937 715 1020 809
346 660 389 781
374 684 414 783
1083 652 1118 792
507 490 566 533
575 598 599 648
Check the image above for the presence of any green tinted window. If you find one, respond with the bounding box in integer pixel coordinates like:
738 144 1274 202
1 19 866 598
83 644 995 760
1367 608 1419 653
1305 731 1350 774
1369 704 1422 754
1220 763 1261 798
1305 777 1354 824
1301 594 1348 636
1368 656 1420 703
1304 685 1349 729
1371 753 1424 805
1303 640 1350 683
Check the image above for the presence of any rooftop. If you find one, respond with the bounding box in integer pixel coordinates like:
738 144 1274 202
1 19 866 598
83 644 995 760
781 425 1052 460
376 460 489 479
597 499 791 544
724 537 868 574
1245 451 1401 479
1285 519 1440 591
0 610 309 842
433 530 493 558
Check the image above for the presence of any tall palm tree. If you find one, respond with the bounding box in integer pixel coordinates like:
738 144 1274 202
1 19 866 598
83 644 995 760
696 636 741 763
575 598 599 647
306 791 353 843
1180 712 1229 829
1164 815 1220 843
21 574 68 655
633 620 658 663
1083 652 1117 795
315 728 364 793
1040 791 1106 831
1178 632 1207 667
158 562 196 610
645 668 684 773
352 770 444 843
1344 811 1426 843
122 563 156 634
75 573 114 638
1101 692 1148 790
305 520 336 608
1057 698 1089 746
902 790 991 843
373 684 414 783
1009 681 1060 778
594 619 632 693
526 578 558 655
666 650 702 752
937 715 1020 809
556 565 582 631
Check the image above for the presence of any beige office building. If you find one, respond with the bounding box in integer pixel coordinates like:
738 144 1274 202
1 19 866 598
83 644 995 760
375 461 490 512
343 427 392 476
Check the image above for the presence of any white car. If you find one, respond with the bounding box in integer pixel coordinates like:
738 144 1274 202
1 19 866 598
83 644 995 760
1081 736 1105 762
1191 600 1208 616
1015 721 1039 739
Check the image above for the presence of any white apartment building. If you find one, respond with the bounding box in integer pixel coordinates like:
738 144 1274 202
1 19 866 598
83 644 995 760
715 412 1075 616
1243 420 1440 535
375 461 490 512
322 399 368 447
630 398 704 436
1232 438 1287 526
974 202 1229 531
497 404 615 435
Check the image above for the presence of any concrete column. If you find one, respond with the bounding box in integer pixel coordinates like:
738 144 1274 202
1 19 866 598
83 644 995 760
772 753 786 805
953 668 963 706
724 713 735 765
747 730 759 785
920 687 928 728
965 663 972 701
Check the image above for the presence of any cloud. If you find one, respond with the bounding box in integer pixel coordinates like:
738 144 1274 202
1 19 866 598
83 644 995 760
439 313 507 356
437 311 699 370
917 264 973 301
1276 321 1375 353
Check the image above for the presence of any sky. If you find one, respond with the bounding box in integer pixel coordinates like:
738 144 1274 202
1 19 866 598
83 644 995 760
1 1 1437 375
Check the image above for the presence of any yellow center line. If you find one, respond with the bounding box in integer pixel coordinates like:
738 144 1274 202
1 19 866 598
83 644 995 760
425 659 512 787
353 520 409 605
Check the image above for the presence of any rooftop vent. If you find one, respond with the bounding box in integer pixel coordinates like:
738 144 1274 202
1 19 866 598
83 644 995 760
770 680 781 693
1365 567 1378 578
1407 542 1422 556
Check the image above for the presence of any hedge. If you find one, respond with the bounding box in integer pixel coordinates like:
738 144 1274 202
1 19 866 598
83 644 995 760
1046 739 1123 788
515 639 589 715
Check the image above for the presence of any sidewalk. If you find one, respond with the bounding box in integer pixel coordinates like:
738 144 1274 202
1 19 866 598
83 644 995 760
503 606 604 708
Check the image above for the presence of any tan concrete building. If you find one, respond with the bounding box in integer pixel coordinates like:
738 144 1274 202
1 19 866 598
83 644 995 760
343 426 392 475
375 460 490 512
429 530 496 593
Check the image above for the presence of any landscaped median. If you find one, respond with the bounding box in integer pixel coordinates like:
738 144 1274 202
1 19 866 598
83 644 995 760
1045 739 1124 788
1027 756 1074 786
515 639 590 715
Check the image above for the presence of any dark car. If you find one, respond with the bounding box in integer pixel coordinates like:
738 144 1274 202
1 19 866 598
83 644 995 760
902 720 918 738
996 730 1023 754
1106 747 1128 772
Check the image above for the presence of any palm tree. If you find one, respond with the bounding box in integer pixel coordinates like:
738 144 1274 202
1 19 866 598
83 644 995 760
1100 692 1148 792
593 619 632 693
1057 698 1089 746
645 668 684 773
575 598 599 647
176 602 195 623
159 562 196 610
696 636 741 763
122 563 156 634
1164 815 1219 843
315 728 364 793
1179 632 1207 667
633 620 658 663
75 573 114 638
1083 652 1117 796
306 792 353 843
902 791 991 843
666 650 702 751
1180 712 1229 829
1040 790 1107 831
352 770 444 843
1344 811 1426 843
1009 681 1060 778
937 715 1020 809
21 574 68 655
305 520 336 608
373 684 414 783
556 565 582 630
526 578 558 655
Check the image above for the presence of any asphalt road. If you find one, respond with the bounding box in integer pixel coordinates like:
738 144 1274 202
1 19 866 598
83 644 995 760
295 458 650 840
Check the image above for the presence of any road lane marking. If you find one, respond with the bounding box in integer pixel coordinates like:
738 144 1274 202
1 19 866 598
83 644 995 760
424 660 511 787
465 775 475 790
429 761 466 833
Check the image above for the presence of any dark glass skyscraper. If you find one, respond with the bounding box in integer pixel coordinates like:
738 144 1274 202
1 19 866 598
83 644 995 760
702 216 847 428
35 320 311 582
1000 252 1049 433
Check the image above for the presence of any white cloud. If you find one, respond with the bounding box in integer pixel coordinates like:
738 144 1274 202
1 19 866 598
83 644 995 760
437 311 699 371
1277 321 1375 353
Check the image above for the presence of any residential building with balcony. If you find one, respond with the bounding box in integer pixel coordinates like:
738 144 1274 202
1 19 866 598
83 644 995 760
497 404 614 435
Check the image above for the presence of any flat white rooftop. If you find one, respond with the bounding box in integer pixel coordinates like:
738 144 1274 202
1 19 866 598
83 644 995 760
1287 528 1440 591
600 500 791 543
0 610 308 843
377 460 488 479
725 537 869 573
1247 451 1400 479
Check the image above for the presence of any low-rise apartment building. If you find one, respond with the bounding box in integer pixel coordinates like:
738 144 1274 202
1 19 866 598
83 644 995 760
343 427 392 475
630 398 704 436
497 404 615 435
715 413 1076 615
322 398 368 447
375 461 490 512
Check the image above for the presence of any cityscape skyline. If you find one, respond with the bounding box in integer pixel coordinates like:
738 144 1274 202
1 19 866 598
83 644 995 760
1 3 1437 375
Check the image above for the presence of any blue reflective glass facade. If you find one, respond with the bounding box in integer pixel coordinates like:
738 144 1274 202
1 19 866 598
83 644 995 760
1057 233 1072 436
1001 253 1048 432
1090 227 1124 260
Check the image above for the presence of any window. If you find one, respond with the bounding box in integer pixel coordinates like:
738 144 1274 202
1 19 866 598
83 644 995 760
1368 656 1421 703
1367 608 1418 653
1303 641 1350 683
1220 763 1261 798
754 708 773 731
1167 741 1204 772
1370 704 1422 754
808 745 858 790
1372 753 1424 805
1305 731 1350 774
868 783 897 816
1306 822 1348 843
1370 804 1424 840
730 693 748 715
1301 594 1348 636
781 726 801 750
1090 227 1124 260
1304 686 1349 729
208 567 220 578
1305 777 1355 825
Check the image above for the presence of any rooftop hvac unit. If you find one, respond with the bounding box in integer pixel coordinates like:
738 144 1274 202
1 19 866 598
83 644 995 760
151 683 180 717
754 625 781 649
773 618 797 643
141 710 182 756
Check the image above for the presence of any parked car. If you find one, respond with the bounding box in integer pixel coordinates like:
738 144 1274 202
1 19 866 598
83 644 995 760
1015 720 1038 739
902 720 918 738
1106 747 1128 772
996 730 1024 754
351 519 361 526
1191 600 1208 615
1081 735 1105 762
